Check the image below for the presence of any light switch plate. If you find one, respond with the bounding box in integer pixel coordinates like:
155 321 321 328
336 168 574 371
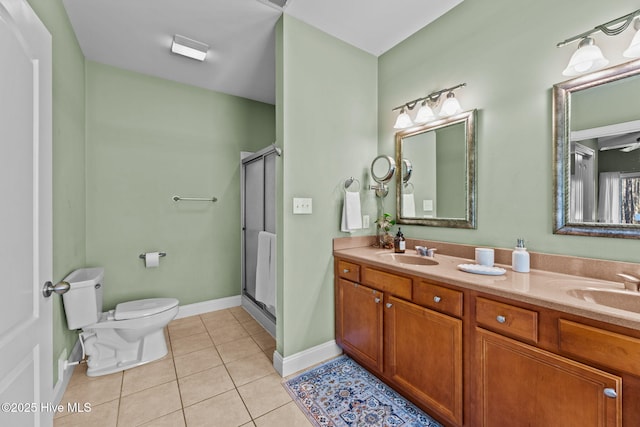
362 215 370 228
293 197 312 214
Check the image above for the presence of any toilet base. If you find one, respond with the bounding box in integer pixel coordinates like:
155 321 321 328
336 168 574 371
82 328 170 377
86 351 168 376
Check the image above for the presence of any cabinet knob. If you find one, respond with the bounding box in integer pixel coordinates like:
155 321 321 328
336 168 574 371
496 315 506 324
603 388 618 399
374 297 381 304
386 303 393 308
433 296 442 303
343 269 350 273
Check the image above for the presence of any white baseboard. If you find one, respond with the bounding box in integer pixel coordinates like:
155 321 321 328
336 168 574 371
52 295 241 404
175 295 241 319
273 340 342 377
52 338 83 405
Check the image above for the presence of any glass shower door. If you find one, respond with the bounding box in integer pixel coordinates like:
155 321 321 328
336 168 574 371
242 147 277 325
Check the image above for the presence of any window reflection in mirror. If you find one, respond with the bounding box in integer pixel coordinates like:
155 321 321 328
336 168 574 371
569 122 640 225
553 59 640 238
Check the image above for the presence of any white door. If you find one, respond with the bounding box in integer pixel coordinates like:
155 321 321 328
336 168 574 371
0 0 53 426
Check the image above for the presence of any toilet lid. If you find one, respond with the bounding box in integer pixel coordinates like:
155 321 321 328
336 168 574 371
114 298 179 320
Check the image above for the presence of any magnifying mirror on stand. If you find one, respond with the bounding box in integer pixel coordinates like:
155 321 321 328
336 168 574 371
370 155 397 248
370 155 396 198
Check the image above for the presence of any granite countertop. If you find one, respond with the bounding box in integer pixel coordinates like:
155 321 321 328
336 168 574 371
334 246 640 331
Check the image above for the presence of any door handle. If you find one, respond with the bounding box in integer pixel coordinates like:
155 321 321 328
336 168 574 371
42 281 70 298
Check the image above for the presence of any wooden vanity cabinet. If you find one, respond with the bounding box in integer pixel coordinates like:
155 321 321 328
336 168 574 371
385 295 463 425
335 278 384 372
334 255 635 427
477 328 621 427
473 295 624 427
335 257 463 426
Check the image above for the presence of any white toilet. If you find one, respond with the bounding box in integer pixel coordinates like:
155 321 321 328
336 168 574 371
61 267 179 377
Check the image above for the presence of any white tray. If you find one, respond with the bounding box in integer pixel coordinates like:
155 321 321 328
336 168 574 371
457 264 506 276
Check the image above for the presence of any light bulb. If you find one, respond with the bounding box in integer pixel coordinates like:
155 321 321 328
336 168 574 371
623 23 640 58
414 102 436 123
439 93 462 117
393 108 413 129
562 37 609 76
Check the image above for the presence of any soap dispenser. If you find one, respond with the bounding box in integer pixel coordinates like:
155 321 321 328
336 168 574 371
394 228 406 253
512 238 530 273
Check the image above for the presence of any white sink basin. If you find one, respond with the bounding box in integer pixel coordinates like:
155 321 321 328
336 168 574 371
567 288 640 314
377 253 438 266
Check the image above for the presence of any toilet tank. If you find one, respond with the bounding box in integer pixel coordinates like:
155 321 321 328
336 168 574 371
62 267 104 330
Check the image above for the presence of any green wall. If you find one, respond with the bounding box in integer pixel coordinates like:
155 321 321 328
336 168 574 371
436 124 466 218
27 0 86 385
572 74 640 131
32 0 640 380
85 62 275 309
402 131 437 217
277 16 378 356
379 0 640 263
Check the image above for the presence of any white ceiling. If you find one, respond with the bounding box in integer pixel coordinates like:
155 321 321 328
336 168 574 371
62 0 462 105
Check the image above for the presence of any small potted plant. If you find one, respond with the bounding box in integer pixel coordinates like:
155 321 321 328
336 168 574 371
375 213 396 248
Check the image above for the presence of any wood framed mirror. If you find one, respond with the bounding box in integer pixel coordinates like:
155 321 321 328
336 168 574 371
395 109 477 228
553 59 640 238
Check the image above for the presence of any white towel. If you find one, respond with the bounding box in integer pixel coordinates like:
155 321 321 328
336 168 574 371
402 193 416 217
341 191 362 232
255 231 276 312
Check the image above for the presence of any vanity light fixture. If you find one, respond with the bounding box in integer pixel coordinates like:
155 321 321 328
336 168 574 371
557 8 640 76
392 83 466 129
624 19 640 58
562 37 609 76
393 107 414 129
171 34 209 61
414 100 436 124
439 92 463 117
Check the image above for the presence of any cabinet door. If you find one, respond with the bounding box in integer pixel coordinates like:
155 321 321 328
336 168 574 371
477 328 621 427
336 278 384 372
385 296 463 425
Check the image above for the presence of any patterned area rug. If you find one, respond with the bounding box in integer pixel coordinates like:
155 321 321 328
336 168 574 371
283 355 442 427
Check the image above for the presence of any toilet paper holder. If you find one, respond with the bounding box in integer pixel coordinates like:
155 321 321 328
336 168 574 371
139 252 167 259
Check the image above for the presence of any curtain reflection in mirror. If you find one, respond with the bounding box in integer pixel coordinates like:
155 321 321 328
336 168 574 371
598 172 620 223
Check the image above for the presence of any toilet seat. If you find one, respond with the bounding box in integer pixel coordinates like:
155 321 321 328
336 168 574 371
114 298 179 320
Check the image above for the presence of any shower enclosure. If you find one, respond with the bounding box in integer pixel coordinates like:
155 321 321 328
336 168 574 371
241 145 279 337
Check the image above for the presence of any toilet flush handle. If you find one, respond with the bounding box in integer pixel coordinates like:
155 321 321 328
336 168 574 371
42 280 70 298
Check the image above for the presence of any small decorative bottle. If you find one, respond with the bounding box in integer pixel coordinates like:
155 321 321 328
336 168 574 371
394 228 406 253
512 238 530 273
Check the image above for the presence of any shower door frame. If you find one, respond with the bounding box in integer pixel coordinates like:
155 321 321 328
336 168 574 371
240 145 280 337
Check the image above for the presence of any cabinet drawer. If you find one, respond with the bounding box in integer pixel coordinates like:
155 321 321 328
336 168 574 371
559 319 640 377
413 281 463 317
337 260 360 282
361 267 412 299
476 297 538 343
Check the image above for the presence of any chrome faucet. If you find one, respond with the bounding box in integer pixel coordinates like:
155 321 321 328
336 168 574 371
617 273 640 292
415 246 436 257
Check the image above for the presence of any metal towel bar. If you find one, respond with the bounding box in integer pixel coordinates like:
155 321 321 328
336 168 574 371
172 195 218 202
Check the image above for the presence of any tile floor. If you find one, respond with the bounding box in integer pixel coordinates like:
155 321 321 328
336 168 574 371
54 306 313 427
